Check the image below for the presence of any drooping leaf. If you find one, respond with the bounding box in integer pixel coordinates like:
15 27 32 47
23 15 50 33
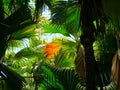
0 5 33 37
11 24 37 40
15 47 42 58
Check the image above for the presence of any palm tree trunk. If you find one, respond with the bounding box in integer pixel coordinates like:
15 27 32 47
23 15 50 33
81 36 96 90
80 0 96 89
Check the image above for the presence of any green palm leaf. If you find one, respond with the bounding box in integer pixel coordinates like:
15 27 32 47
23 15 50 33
42 22 69 36
51 0 78 24
49 65 82 90
54 39 76 68
33 63 64 90
11 24 37 40
42 0 81 40
29 36 43 48
7 40 25 50
14 47 44 59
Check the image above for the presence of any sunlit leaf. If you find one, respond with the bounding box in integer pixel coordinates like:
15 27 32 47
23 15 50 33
42 22 69 36
15 47 42 58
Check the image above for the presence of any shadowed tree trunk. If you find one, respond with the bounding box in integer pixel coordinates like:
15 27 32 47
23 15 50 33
80 37 96 90
80 0 106 89
80 0 97 89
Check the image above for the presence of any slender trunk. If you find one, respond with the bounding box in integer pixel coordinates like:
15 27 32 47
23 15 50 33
79 0 106 89
84 43 96 90
80 0 96 89
81 35 96 90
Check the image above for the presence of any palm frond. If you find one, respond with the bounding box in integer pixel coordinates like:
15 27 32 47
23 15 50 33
7 40 25 50
0 63 26 90
49 65 82 90
33 62 83 90
14 47 44 58
11 24 37 40
29 36 43 48
7 23 38 52
53 39 76 68
33 63 64 90
42 22 69 36
97 61 111 86
45 0 81 39
0 5 33 37
51 0 78 24
64 5 80 34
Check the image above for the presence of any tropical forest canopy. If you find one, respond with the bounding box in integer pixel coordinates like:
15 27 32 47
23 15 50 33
0 0 120 90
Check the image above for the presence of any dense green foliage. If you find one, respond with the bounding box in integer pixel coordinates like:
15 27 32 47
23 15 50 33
0 0 120 90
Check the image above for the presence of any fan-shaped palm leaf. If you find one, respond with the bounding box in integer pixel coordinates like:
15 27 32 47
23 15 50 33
42 23 69 36
29 36 43 48
51 0 78 24
47 64 82 90
11 24 37 40
47 0 81 39
33 63 64 90
14 47 44 59
54 39 76 68
6 40 26 55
